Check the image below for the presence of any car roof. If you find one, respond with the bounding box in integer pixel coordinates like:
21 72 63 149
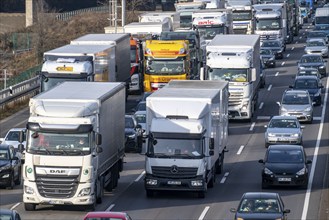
242 192 279 199
0 209 15 215
6 128 25 132
268 145 303 151
0 144 13 150
134 110 146 115
284 89 309 95
84 211 128 218
271 115 298 120
301 54 322 58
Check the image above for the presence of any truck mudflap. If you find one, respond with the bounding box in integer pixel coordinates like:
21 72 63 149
144 174 206 192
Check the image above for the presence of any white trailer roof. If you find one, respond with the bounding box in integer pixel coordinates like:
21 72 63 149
167 80 228 90
71 33 129 45
44 44 114 56
253 3 284 11
315 8 329 16
208 34 259 47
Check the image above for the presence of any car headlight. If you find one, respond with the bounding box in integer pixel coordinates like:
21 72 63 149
268 133 276 137
322 48 328 52
296 167 306 175
269 57 275 61
0 165 11 172
128 133 136 139
314 90 321 97
264 167 273 175
291 133 299 137
319 65 325 69
299 66 305 70
305 106 312 112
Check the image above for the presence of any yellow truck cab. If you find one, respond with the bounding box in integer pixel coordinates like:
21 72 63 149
143 40 190 92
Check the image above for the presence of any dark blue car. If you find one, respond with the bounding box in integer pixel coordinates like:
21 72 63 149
290 75 323 105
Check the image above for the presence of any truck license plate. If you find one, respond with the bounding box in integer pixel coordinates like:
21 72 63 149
49 200 65 205
278 178 291 182
168 181 181 185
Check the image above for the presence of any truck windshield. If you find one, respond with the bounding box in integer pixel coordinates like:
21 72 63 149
41 76 87 92
232 11 252 21
256 19 281 30
180 15 193 27
197 26 225 40
26 131 91 155
145 59 185 75
130 46 137 63
149 138 202 158
207 68 248 82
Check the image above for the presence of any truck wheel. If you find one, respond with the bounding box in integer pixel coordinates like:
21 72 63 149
207 169 215 188
146 190 154 197
24 203 36 211
96 178 104 204
216 155 224 174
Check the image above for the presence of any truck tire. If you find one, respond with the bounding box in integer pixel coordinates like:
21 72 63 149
207 169 215 188
216 155 224 174
24 203 36 211
96 178 104 204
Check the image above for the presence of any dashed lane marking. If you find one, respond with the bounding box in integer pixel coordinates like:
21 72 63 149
106 204 115 211
267 84 272 91
220 172 230 184
287 54 290 57
237 145 245 155
198 206 210 220
249 122 255 131
281 62 285 66
275 72 279 76
135 170 145 182
259 102 264 109
292 47 295 50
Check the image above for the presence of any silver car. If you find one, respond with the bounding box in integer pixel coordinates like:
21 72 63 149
264 116 304 148
304 38 328 58
277 90 314 123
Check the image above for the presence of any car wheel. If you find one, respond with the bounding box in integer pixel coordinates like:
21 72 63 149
24 203 36 211
14 169 21 185
7 174 14 190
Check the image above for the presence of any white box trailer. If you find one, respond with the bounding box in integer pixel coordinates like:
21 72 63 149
203 34 260 121
21 82 126 211
139 12 180 31
124 22 171 40
144 80 229 198
40 43 130 93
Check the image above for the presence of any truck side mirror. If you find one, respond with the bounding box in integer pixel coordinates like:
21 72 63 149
96 133 102 145
251 68 256 81
19 130 24 143
18 143 25 152
209 150 214 156
209 138 214 149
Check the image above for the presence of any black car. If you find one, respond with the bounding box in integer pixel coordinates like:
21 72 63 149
259 145 312 189
260 48 276 68
125 115 143 153
297 54 327 77
261 40 285 59
0 209 22 220
0 144 21 189
290 75 323 105
230 192 290 220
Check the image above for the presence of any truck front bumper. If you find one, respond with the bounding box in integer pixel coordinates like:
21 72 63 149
144 174 205 192
23 181 95 205
228 109 251 120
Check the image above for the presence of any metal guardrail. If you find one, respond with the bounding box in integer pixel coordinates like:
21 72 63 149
55 6 109 21
0 76 39 110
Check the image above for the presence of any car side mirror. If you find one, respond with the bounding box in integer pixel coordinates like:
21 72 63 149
296 61 299 64
276 101 281 107
209 150 214 156
230 208 237 213
319 85 324 88
18 144 25 152
19 130 25 143
306 159 312 164
96 146 103 153
136 124 142 129
258 159 264 163
284 209 291 214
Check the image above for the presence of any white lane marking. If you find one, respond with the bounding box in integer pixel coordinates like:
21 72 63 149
259 102 264 109
198 206 210 220
237 145 245 155
301 70 329 220
281 62 285 66
287 54 290 57
10 203 20 210
291 47 295 50
135 170 145 182
106 204 115 211
249 122 255 131
267 84 272 91
300 36 303 39
275 72 279 76
220 172 230 184
296 41 299 44
257 116 271 120
313 116 322 121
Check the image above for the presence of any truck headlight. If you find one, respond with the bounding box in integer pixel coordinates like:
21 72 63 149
296 167 306 175
25 186 35 194
146 179 157 185
191 180 203 186
2 174 9 178
78 187 91 197
264 167 273 175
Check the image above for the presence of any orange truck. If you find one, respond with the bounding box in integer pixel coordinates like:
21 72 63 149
143 40 190 92
129 37 144 94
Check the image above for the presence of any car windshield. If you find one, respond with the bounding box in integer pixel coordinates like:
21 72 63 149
262 41 280 47
125 117 135 128
282 93 310 105
5 131 21 141
295 79 318 89
307 41 325 46
135 114 146 124
260 49 272 55
0 149 9 160
300 56 322 63
239 198 280 213
267 149 304 163
269 119 298 128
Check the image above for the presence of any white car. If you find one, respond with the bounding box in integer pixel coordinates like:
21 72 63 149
0 128 26 149
304 38 328 58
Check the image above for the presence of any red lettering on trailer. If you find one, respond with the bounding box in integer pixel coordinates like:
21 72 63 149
198 20 215 25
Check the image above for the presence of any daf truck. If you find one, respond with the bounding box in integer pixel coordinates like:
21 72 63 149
70 33 142 94
143 40 190 91
201 34 260 121
144 80 229 198
40 42 130 94
225 0 253 34
19 82 126 211
192 9 233 44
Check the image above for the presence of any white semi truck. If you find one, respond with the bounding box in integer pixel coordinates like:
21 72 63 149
19 82 126 211
201 34 260 121
139 12 181 31
40 41 130 93
225 0 253 34
70 33 142 94
253 3 293 45
175 2 206 28
192 9 233 44
144 80 229 198
124 22 171 40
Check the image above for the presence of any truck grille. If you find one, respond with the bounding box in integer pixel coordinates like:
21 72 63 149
152 166 198 179
260 34 278 41
36 174 79 198
229 92 243 107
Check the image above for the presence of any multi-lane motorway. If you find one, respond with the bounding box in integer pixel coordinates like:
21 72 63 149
0 22 328 220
